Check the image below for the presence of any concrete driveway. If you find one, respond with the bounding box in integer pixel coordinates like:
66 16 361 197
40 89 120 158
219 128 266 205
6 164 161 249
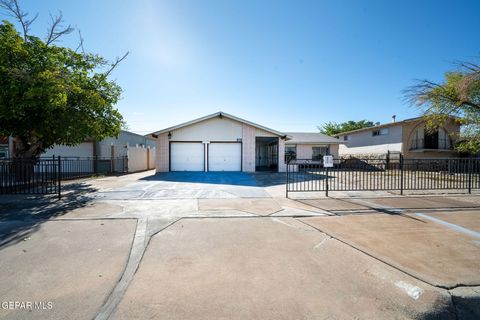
0 170 479 319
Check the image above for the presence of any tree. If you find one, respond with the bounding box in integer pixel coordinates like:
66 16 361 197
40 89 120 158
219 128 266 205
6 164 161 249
404 60 480 154
0 0 128 159
319 120 376 136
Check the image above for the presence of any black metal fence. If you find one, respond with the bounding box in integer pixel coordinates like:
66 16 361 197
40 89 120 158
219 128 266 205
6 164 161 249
0 157 60 197
0 156 128 198
286 157 480 197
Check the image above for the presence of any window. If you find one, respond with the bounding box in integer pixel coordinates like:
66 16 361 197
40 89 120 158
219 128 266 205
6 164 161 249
343 135 349 141
372 128 389 136
312 146 329 160
284 145 297 162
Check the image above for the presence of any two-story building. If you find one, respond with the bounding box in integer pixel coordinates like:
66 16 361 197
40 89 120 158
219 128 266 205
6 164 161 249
335 116 460 158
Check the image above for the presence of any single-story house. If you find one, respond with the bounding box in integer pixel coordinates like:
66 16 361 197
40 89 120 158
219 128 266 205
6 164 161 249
335 116 460 158
149 112 341 173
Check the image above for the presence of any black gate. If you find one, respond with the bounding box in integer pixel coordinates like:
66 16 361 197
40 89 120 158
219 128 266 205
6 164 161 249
0 157 60 198
286 156 480 197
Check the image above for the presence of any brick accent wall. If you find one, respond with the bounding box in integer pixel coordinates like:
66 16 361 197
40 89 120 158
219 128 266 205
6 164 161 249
278 138 286 172
242 124 255 172
155 133 169 172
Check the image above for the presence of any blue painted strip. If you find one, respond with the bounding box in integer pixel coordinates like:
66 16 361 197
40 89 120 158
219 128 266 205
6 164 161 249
415 213 480 239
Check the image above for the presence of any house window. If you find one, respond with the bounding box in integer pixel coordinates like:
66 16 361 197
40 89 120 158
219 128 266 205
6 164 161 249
372 128 389 136
312 146 329 160
343 135 349 141
285 145 297 162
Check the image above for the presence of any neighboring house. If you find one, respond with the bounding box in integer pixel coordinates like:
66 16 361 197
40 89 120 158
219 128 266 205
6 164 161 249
283 132 341 162
335 116 460 158
41 130 156 158
3 130 156 172
149 111 341 173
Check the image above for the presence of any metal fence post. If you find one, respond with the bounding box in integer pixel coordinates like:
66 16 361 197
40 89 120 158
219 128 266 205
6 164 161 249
400 154 404 195
286 160 289 198
58 156 61 200
468 157 472 194
325 166 329 197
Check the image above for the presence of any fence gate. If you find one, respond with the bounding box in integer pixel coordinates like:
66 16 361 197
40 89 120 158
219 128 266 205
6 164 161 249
0 157 61 198
286 157 480 197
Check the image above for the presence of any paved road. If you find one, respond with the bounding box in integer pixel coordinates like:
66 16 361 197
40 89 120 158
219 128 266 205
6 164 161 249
0 171 479 319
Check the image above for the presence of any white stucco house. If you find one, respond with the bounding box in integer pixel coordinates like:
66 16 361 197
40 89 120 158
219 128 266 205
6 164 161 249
335 116 460 159
149 112 341 173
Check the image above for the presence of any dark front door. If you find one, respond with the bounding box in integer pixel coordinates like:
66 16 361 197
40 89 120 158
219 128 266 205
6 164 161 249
424 131 439 149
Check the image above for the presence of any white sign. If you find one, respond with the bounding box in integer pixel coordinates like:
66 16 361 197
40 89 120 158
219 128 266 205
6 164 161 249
323 155 334 168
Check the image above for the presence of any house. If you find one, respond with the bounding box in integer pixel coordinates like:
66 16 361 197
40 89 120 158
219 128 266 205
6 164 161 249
149 112 342 173
40 130 156 158
335 116 460 158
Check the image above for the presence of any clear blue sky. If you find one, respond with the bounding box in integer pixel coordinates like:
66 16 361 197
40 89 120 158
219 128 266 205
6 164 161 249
5 0 480 134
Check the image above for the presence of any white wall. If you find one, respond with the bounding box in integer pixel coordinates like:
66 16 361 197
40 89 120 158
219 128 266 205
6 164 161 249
42 142 94 158
127 146 156 172
170 117 242 142
338 125 403 155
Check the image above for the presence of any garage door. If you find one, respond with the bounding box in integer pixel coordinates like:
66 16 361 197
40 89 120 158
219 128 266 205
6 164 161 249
170 142 204 171
208 143 241 171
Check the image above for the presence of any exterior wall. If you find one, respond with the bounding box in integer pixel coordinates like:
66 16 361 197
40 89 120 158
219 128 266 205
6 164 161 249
42 142 94 158
338 124 403 156
169 117 242 142
156 133 169 172
255 128 277 137
242 124 256 172
127 147 156 172
286 144 340 160
402 118 460 159
329 144 339 157
100 131 155 148
278 138 286 172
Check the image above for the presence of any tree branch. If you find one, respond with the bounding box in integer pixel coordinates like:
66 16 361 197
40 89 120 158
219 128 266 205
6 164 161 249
45 11 73 45
0 0 37 41
104 52 129 78
75 29 85 54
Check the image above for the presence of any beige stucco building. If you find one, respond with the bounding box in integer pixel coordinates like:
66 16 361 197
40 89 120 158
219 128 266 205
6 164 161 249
335 116 460 158
149 112 341 173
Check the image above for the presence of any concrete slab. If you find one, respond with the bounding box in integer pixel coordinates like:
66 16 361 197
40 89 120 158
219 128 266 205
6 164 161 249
0 219 136 320
299 198 371 212
112 218 453 320
357 196 480 210
198 198 282 216
301 214 480 288
424 211 480 233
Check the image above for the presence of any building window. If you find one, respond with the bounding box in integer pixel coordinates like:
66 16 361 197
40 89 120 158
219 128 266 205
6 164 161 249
312 146 329 160
343 135 349 141
285 145 297 162
372 128 389 136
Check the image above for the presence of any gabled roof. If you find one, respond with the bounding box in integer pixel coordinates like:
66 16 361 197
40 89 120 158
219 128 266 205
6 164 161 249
150 111 286 137
285 132 341 144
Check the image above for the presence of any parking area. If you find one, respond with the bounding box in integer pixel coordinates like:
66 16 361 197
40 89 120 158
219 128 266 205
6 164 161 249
0 171 479 319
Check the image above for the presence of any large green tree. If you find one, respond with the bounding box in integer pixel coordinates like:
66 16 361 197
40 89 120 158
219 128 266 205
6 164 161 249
319 120 376 136
0 0 127 159
404 61 480 154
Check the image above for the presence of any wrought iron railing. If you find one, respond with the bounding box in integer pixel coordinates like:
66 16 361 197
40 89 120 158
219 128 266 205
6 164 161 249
286 157 480 197
409 138 453 150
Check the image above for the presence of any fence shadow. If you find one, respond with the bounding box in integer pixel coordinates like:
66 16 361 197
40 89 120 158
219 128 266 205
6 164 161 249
0 182 97 250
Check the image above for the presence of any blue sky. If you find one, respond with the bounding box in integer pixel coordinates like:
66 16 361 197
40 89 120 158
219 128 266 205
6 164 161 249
4 0 480 134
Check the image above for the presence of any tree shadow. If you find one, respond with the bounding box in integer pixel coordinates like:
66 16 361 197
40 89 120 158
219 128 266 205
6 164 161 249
0 182 97 250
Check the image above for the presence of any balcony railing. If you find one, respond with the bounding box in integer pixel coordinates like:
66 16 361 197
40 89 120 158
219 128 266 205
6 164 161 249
409 138 453 151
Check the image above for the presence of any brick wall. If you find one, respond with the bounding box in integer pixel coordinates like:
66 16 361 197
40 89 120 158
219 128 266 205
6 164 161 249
242 124 255 172
278 138 286 172
155 133 169 172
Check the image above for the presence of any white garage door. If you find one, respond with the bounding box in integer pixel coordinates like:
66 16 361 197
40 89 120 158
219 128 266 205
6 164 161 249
208 143 241 171
171 142 204 171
